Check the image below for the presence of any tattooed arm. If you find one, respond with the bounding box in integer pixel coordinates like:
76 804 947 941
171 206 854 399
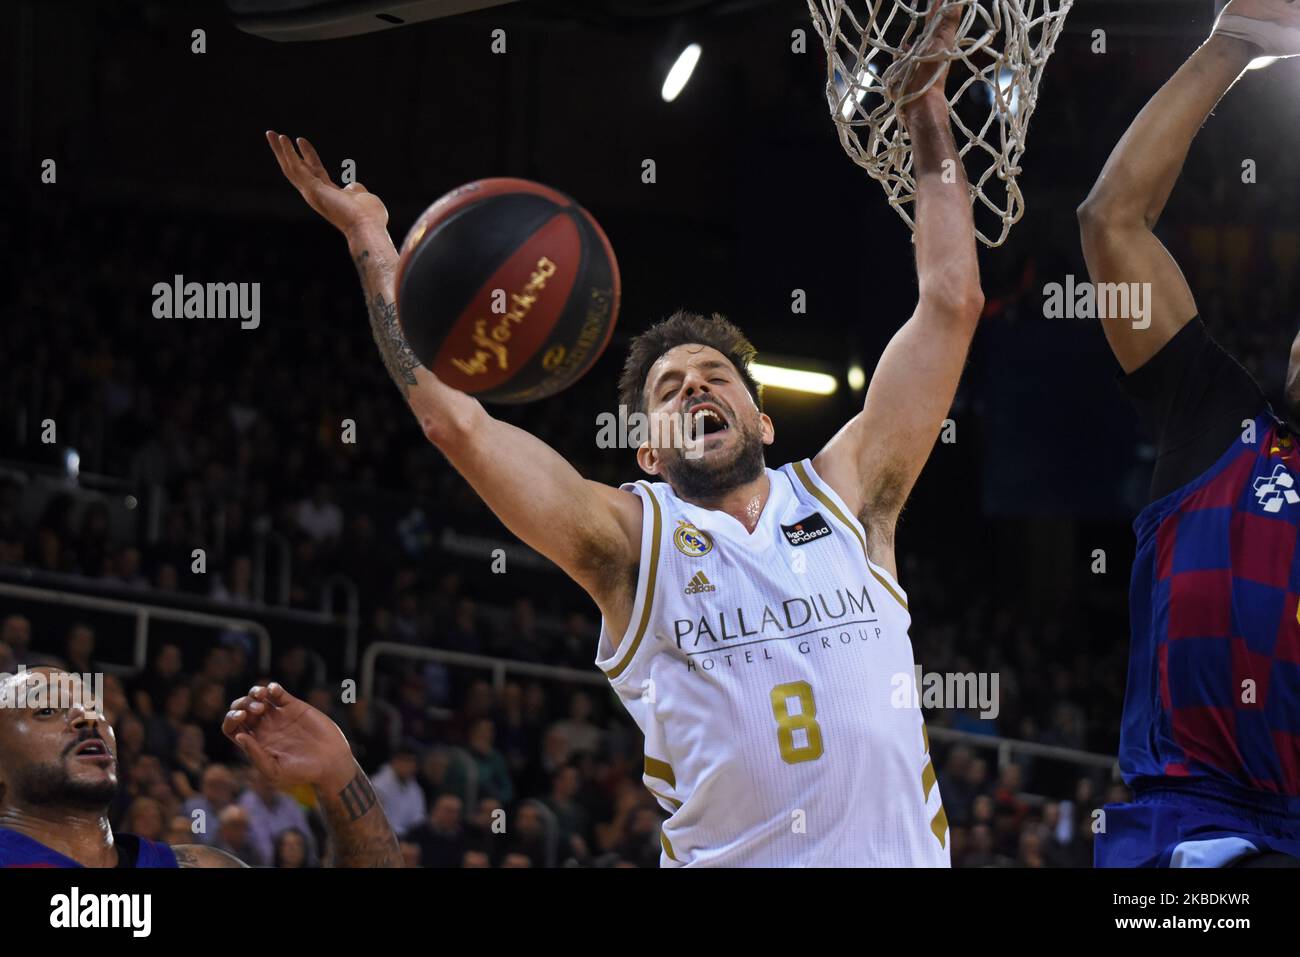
222 682 402 868
265 132 450 404
264 132 644 645
265 132 489 440
352 245 419 393
343 231 479 437
313 763 403 868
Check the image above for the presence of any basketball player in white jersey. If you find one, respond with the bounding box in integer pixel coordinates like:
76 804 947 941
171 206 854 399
267 7 982 866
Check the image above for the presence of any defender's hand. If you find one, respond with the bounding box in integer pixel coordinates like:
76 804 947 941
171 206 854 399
266 130 390 240
223 682 354 790
1216 0 1300 57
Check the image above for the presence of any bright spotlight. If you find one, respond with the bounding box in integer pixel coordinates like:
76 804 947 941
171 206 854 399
64 448 80 481
662 44 702 102
839 62 879 120
989 67 1021 118
751 362 839 396
847 364 866 391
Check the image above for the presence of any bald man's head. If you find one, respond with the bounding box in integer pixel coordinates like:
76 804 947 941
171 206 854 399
0 668 117 813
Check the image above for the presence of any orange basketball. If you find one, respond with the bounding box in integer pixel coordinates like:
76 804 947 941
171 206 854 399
396 178 621 404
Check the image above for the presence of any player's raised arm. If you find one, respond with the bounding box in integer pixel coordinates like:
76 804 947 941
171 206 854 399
179 682 402 868
1075 10 1269 372
172 683 400 867
814 8 984 575
264 132 642 628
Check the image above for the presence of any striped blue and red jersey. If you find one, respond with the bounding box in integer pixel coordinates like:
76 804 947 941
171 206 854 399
1125 410 1300 802
1093 319 1300 866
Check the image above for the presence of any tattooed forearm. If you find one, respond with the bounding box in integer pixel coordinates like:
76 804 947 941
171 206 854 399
355 249 421 393
339 771 377 822
368 292 421 391
315 766 403 868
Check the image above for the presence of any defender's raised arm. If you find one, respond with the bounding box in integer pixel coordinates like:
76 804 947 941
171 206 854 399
1075 24 1264 372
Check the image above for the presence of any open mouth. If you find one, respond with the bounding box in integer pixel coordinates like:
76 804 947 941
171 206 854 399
72 739 111 762
688 404 730 440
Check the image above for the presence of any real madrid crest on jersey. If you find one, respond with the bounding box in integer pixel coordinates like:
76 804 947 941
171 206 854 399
673 520 713 558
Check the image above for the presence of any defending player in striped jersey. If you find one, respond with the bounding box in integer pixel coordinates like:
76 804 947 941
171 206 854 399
1079 0 1300 867
268 6 982 865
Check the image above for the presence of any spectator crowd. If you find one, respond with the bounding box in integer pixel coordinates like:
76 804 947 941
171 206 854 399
1 608 1121 867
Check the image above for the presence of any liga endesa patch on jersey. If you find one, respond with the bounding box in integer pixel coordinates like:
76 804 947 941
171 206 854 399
781 512 833 547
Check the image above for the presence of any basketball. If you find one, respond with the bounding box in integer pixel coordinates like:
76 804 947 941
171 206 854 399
395 178 621 404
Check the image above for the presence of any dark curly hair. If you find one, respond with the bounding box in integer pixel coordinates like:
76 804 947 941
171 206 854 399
618 310 762 415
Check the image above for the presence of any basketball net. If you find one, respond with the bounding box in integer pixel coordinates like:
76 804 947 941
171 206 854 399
807 0 1074 248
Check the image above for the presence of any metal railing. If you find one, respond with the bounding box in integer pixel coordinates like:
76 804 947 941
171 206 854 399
0 581 272 674
360 642 605 700
321 574 360 673
359 643 1120 780
252 529 291 607
927 725 1120 779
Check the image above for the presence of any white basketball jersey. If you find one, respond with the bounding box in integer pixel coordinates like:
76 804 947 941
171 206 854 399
596 459 949 867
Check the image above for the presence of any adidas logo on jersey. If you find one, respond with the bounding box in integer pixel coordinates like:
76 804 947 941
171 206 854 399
781 512 832 547
684 571 717 595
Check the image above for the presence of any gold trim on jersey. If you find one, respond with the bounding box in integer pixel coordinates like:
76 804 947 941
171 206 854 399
660 829 679 862
645 757 683 813
648 787 683 811
644 755 677 788
603 481 663 679
929 805 949 847
791 460 908 612
869 568 908 613
645 757 682 812
920 720 948 849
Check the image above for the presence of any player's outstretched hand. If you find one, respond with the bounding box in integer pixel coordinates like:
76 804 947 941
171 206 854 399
891 0 962 107
222 682 353 790
265 130 389 240
1216 0 1300 57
